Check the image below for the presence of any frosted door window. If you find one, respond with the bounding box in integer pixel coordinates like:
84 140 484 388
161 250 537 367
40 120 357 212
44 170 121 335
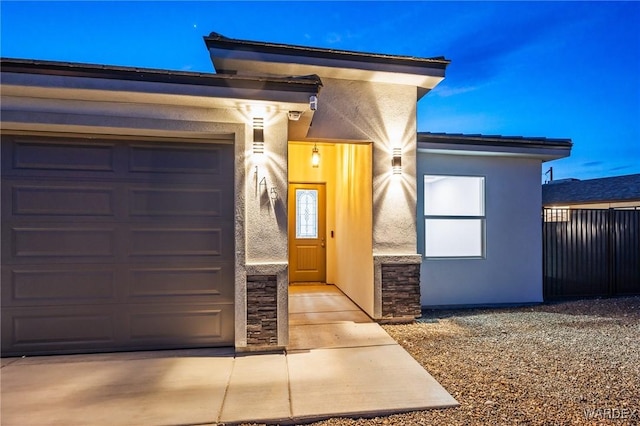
296 189 318 238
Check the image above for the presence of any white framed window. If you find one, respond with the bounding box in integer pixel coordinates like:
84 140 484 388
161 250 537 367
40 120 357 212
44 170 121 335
424 175 485 258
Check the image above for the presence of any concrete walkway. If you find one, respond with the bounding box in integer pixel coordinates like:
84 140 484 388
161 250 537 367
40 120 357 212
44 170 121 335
0 285 457 425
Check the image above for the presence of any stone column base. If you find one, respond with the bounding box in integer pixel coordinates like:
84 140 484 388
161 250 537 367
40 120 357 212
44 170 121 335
237 263 288 353
374 255 422 322
246 275 278 347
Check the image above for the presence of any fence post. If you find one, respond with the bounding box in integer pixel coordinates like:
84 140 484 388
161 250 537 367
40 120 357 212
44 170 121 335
607 208 615 296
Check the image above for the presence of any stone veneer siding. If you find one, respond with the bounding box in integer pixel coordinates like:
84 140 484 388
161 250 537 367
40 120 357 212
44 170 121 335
381 263 421 319
246 275 278 346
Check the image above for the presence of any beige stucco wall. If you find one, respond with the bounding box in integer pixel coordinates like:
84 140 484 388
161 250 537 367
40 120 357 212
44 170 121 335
306 78 419 255
245 112 290 263
334 143 374 315
238 110 292 350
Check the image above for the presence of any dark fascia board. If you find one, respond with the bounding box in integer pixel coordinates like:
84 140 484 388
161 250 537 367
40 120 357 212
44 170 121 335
204 32 450 71
418 132 573 150
0 58 323 94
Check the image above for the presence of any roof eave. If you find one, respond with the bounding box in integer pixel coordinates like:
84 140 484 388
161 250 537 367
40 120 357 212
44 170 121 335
204 33 448 91
0 58 323 97
204 32 450 70
417 132 573 161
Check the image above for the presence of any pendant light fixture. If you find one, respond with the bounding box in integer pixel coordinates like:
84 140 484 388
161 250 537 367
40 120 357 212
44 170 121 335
311 143 320 168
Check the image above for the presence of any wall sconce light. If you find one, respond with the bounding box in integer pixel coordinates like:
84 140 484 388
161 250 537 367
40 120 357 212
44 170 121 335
253 117 264 157
270 187 278 201
392 147 402 174
311 143 320 168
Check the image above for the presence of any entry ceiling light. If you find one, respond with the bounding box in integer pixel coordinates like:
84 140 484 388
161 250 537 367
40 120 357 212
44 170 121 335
311 143 320 168
288 111 302 121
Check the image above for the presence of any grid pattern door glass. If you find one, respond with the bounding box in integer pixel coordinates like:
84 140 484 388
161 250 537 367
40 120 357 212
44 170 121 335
296 189 318 238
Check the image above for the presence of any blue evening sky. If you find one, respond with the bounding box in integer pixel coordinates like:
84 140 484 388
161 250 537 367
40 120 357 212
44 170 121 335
2 1 638 181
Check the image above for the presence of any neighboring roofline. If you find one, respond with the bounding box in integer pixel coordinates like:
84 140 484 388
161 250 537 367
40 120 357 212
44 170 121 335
417 132 572 161
204 32 450 70
542 173 640 205
0 58 323 93
543 200 640 207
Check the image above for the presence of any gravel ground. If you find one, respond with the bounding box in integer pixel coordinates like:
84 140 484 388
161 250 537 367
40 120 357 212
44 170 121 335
309 297 640 426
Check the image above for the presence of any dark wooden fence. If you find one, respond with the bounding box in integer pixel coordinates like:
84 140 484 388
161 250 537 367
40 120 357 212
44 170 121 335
543 208 640 300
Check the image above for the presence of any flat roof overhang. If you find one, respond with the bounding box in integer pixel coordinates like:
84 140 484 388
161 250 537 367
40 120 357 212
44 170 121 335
204 33 450 98
1 58 322 138
418 132 573 161
0 58 322 106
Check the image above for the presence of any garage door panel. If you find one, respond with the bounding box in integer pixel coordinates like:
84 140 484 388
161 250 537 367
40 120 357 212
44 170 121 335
126 303 233 343
128 143 229 175
129 187 227 218
3 307 116 348
10 139 117 173
128 227 224 257
2 179 124 223
1 304 234 354
10 226 116 258
128 265 233 300
10 183 116 217
1 135 235 355
2 266 116 306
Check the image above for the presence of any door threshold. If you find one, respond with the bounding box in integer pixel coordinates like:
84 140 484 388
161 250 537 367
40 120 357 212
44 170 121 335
289 282 327 286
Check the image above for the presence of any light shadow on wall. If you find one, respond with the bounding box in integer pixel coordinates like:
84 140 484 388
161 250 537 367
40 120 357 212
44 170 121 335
235 101 290 235
309 81 418 251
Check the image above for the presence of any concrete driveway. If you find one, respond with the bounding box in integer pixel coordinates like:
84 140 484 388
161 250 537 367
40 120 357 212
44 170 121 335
1 285 457 425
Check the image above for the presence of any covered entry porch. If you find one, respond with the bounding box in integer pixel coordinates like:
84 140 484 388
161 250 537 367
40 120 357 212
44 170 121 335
288 141 375 318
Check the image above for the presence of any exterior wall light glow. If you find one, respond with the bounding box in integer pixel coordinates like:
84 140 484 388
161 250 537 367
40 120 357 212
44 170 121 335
311 143 320 168
392 147 402 174
252 117 265 158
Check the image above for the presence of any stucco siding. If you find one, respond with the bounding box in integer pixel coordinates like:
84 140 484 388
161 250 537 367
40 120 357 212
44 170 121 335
334 143 374 316
417 152 543 306
307 77 418 255
245 113 289 263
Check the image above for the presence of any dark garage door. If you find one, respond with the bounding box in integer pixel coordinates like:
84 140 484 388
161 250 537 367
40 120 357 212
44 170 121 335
1 135 235 356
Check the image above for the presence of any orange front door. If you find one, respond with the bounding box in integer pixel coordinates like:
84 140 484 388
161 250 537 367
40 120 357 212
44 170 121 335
288 183 326 282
